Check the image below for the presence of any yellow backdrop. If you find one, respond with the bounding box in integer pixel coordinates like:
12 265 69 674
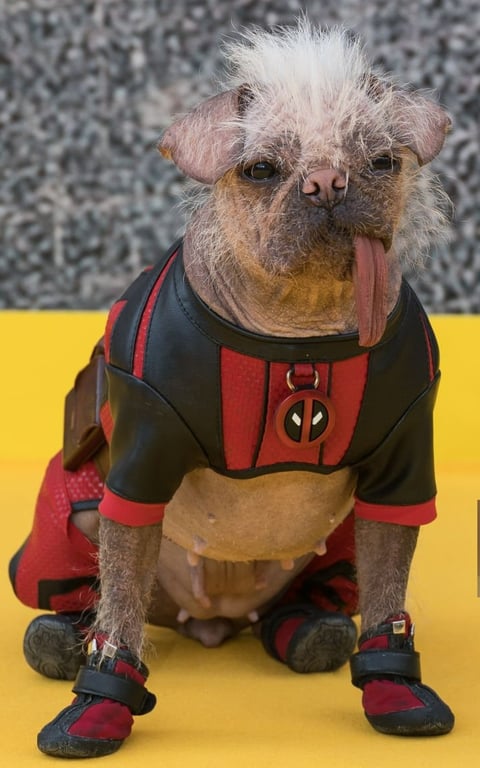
0 312 479 767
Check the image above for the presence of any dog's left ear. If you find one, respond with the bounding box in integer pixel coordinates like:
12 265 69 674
391 90 452 166
158 89 243 184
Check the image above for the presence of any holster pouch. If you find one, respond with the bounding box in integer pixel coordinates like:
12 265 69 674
63 341 107 471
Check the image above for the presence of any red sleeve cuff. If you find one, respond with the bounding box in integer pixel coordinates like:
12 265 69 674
99 486 166 526
354 497 437 526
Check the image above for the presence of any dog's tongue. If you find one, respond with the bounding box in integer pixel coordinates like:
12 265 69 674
352 235 389 347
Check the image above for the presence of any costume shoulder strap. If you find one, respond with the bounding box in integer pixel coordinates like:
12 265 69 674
105 239 182 373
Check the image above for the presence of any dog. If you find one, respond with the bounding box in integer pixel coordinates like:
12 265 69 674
10 20 454 758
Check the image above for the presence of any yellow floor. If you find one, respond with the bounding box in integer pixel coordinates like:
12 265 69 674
1 312 479 766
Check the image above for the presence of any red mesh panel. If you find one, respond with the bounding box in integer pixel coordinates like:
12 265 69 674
104 300 127 364
322 353 369 465
64 461 104 503
12 452 99 611
133 252 177 378
220 348 266 470
100 400 113 443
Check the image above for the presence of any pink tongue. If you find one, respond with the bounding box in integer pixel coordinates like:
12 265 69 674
352 236 388 347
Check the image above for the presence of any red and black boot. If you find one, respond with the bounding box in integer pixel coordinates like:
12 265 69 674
350 612 454 736
261 602 357 673
37 635 156 758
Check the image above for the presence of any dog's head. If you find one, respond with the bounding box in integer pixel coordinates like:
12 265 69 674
159 22 451 344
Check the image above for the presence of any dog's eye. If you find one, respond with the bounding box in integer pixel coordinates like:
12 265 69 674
370 155 401 173
243 161 277 181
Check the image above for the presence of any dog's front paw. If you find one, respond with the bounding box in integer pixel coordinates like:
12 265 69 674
37 635 156 758
350 612 454 736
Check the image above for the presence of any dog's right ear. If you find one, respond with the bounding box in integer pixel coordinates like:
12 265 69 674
158 89 244 184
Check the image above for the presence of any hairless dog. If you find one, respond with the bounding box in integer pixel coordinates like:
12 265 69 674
10 20 454 758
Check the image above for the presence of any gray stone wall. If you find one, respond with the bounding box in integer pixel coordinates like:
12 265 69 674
1 0 478 310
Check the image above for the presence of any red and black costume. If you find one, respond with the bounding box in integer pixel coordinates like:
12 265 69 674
10 239 440 615
11 240 454 754
101 239 439 528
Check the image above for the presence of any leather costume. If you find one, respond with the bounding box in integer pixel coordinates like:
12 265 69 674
100 239 440 528
10 239 438 616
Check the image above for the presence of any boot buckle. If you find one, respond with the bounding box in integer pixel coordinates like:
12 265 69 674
392 619 406 634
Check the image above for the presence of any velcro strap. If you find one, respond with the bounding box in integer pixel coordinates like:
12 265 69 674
350 649 422 689
73 666 156 715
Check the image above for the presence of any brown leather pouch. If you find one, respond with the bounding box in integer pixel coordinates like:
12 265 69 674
63 341 107 471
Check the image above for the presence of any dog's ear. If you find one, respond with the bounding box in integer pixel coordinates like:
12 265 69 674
391 90 452 166
366 76 451 165
158 89 243 184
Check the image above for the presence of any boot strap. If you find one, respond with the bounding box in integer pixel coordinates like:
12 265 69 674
350 649 421 689
73 666 156 715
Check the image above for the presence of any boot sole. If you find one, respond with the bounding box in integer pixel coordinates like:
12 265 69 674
287 613 357 673
23 614 86 680
37 700 124 758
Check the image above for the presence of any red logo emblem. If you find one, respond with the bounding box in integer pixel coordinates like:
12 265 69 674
275 389 335 449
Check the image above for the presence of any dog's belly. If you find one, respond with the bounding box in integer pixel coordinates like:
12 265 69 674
154 467 355 621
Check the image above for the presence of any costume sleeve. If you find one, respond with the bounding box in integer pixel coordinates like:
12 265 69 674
98 365 207 527
354 374 440 526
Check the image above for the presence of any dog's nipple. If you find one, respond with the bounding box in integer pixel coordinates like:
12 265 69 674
186 537 211 609
193 535 207 554
314 538 327 556
177 608 190 624
187 557 212 609
254 561 268 590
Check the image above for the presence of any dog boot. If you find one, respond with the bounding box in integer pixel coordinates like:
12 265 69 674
261 603 357 673
23 612 93 680
350 612 454 736
37 635 156 758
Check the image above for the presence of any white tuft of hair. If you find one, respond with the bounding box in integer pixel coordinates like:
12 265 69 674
224 21 370 104
221 20 394 163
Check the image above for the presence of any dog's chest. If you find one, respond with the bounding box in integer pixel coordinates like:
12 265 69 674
155 466 355 620
163 466 356 562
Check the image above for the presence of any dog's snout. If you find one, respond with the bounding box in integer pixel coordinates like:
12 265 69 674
302 168 347 207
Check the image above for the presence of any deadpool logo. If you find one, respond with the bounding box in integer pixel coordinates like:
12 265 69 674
275 389 335 449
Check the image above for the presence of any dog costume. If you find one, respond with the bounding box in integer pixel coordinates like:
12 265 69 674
11 238 439 614
11 240 454 755
101 239 439 528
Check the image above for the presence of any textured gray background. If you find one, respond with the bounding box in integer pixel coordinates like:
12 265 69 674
1 0 479 311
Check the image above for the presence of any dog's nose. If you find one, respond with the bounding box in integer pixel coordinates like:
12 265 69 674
302 168 347 207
